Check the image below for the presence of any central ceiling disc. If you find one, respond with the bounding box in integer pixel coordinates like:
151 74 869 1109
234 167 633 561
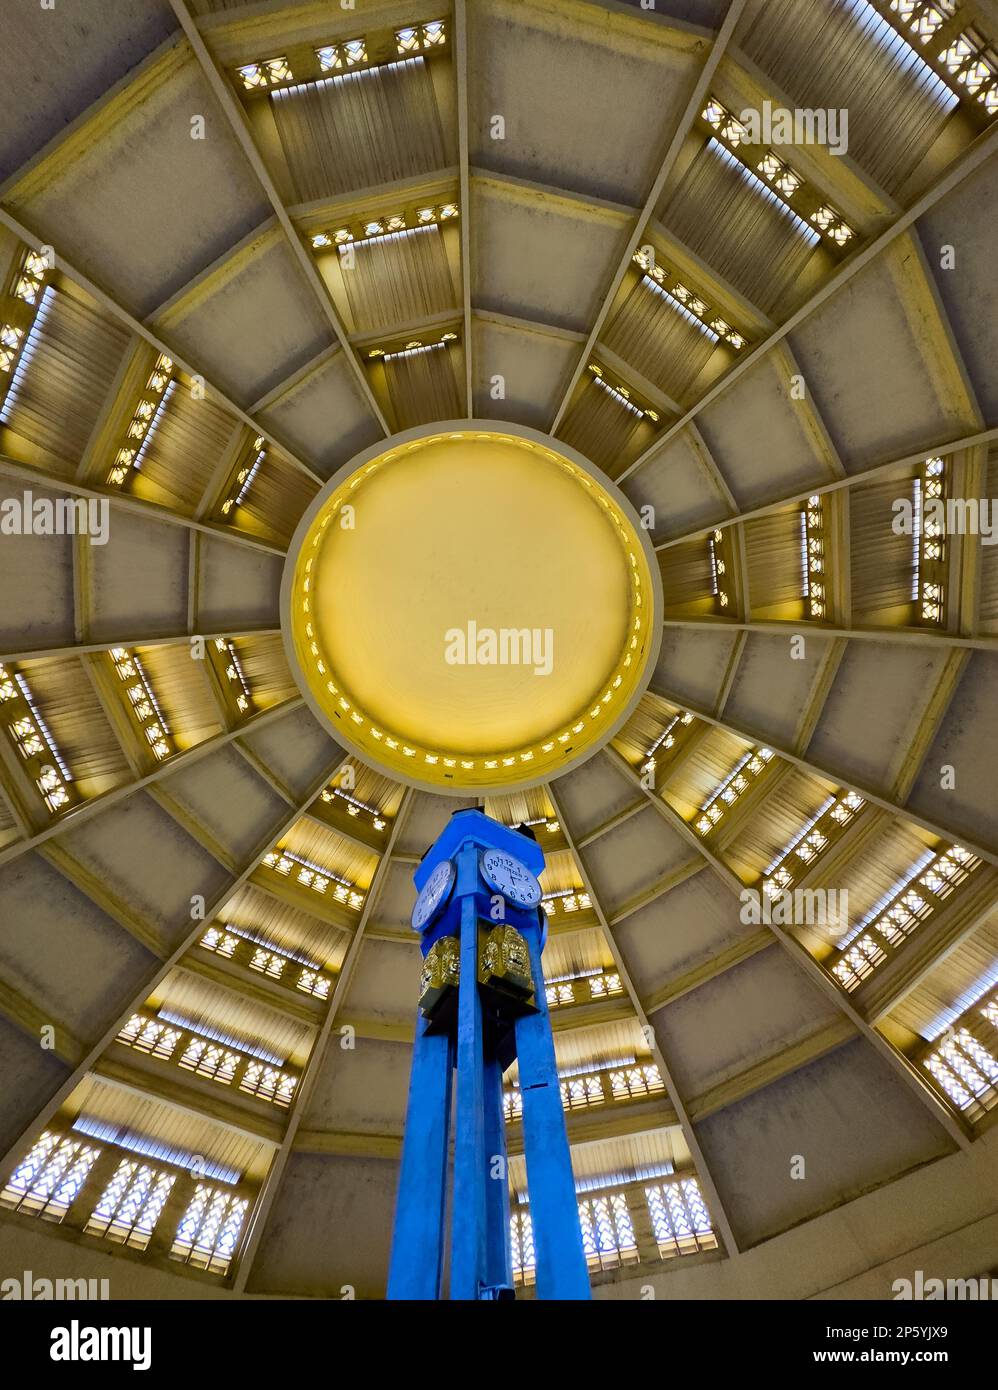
282 423 661 792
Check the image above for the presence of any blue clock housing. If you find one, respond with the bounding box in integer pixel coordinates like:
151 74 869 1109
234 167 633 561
412 809 548 955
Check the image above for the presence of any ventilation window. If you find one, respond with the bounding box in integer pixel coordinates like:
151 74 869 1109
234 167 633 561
0 1131 101 1223
316 38 367 71
630 250 748 351
645 1177 717 1258
178 1038 240 1086
914 456 947 624
763 791 864 898
831 844 981 989
108 648 172 761
171 1184 248 1275
311 203 458 253
708 527 732 612
579 1190 639 1272
395 20 447 55
237 56 293 90
200 926 239 959
696 747 774 836
199 923 333 1000
757 150 802 197
106 354 175 487
249 947 286 980
320 783 388 831
938 31 998 113
0 663 76 813
117 1013 183 1059
878 2 998 115
510 1208 535 1285
261 846 365 909
240 1062 297 1106
540 887 591 917
700 97 852 248
561 1073 607 1110
638 710 696 777
297 969 332 1000
544 968 623 1008
85 1159 175 1250
924 1013 998 1121
0 249 50 411
220 435 266 517
588 970 624 999
211 637 253 715
607 1063 664 1101
517 814 561 836
117 1010 299 1107
586 361 657 421
503 1085 523 1121
802 495 827 618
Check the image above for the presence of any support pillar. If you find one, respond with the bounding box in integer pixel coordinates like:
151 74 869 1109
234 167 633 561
386 1014 454 1299
450 845 487 1299
515 927 591 1300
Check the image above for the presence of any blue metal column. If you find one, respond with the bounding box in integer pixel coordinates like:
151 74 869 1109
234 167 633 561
449 842 487 1299
515 924 591 1300
483 1051 513 1289
386 1011 454 1299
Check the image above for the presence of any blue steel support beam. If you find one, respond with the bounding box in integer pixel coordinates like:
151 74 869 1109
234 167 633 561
449 842 488 1299
386 1013 454 1299
516 926 591 1300
483 1051 512 1289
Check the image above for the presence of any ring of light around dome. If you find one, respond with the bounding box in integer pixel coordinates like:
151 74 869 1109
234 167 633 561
281 422 662 793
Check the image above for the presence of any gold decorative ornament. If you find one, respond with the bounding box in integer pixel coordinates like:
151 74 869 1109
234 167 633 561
418 935 460 1019
478 925 534 1008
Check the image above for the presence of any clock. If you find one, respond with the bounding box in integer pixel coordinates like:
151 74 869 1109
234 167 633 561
411 858 456 933
480 848 542 910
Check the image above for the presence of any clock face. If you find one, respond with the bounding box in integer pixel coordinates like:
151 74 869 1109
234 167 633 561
411 858 455 933
481 849 542 909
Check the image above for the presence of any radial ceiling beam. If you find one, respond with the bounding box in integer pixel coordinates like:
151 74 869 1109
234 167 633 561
646 683 998 870
547 782 743 1257
900 231 986 432
604 747 974 1152
789 639 847 758
0 627 280 668
659 615 998 653
618 121 998 482
167 0 391 435
686 1018 856 1123
232 787 414 1291
455 0 473 415
0 455 288 561
549 0 750 433
641 930 774 1016
0 745 352 1187
884 649 971 806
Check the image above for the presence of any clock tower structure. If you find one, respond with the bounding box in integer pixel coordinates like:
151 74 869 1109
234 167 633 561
386 809 591 1300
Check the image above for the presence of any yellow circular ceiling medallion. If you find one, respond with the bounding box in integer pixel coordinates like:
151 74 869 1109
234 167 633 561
281 423 661 792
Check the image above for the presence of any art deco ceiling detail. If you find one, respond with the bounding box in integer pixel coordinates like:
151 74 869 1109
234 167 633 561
0 0 996 1301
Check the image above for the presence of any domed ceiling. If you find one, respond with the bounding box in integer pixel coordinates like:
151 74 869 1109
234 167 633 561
0 0 997 1301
